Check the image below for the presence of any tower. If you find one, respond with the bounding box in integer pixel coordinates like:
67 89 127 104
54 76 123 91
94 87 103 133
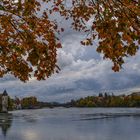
2 90 8 113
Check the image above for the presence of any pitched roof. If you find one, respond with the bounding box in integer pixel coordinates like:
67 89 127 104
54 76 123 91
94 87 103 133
2 90 8 96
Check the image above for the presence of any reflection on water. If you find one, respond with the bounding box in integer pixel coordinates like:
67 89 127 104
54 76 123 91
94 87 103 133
1 108 140 140
0 113 12 137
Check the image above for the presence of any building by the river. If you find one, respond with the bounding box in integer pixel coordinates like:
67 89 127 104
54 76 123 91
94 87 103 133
0 90 9 113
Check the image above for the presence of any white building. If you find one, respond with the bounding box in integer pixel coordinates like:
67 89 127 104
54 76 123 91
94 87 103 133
2 90 8 113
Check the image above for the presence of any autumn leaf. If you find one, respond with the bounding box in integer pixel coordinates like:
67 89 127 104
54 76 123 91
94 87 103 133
0 0 140 81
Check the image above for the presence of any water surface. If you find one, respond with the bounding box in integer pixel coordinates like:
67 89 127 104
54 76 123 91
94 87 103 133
0 108 140 140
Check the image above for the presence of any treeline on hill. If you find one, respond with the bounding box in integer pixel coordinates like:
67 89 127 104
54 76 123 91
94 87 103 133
65 92 140 108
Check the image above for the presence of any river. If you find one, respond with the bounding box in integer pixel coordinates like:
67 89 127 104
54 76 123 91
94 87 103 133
0 108 140 140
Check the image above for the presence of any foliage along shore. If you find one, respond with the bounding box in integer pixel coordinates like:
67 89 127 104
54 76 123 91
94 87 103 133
65 92 140 108
2 91 140 112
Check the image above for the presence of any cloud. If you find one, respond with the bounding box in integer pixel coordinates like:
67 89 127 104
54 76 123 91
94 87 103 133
57 49 74 68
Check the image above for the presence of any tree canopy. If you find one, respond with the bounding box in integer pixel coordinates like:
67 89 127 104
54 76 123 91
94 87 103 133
0 0 140 81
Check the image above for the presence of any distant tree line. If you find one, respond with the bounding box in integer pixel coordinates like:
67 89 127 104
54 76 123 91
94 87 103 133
2 92 140 111
65 92 140 108
6 96 60 110
2 96 38 111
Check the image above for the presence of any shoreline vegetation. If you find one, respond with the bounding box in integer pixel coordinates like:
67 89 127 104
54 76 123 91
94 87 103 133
1 91 140 112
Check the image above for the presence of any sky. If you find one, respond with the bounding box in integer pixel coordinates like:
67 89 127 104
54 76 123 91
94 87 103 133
0 2 140 102
1 30 140 102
